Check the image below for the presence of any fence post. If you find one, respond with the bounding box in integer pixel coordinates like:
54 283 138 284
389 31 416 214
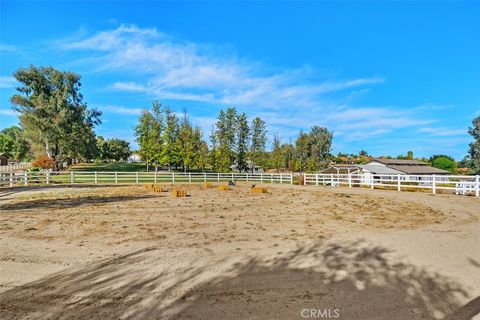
432 174 436 194
290 174 293 184
246 173 249 182
330 174 334 186
115 172 118 184
397 174 401 192
9 172 13 188
280 173 283 184
154 171 157 183
475 175 479 197
24 171 28 186
136 172 139 184
303 173 306 186
315 174 319 186
232 172 234 181
348 173 352 188
271 174 273 183
71 171 74 184
217 173 220 182
189 172 191 183
46 171 50 184
172 172 175 183
260 173 263 182
94 171 98 184
370 174 374 189
204 172 207 182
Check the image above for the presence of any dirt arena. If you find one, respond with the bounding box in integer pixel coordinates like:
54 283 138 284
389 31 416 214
0 183 479 320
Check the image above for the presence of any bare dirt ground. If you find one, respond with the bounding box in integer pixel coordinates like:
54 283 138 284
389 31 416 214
0 183 479 320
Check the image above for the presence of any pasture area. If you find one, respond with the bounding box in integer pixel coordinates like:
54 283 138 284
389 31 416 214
0 183 479 319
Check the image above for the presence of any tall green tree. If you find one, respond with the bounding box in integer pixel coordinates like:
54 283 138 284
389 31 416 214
250 117 267 172
271 133 283 172
215 107 237 171
161 107 180 170
10 66 101 167
209 126 219 171
177 111 195 172
235 112 250 172
307 126 333 171
295 131 309 172
0 126 31 161
467 116 480 173
134 109 156 171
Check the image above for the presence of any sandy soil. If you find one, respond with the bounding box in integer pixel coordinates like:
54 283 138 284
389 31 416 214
0 183 479 320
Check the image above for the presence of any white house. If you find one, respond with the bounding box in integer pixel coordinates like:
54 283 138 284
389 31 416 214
127 153 141 163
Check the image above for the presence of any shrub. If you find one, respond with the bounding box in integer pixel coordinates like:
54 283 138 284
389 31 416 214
32 155 55 169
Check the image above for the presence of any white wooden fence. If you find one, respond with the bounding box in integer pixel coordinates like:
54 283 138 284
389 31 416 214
0 162 31 173
0 171 293 189
304 173 480 197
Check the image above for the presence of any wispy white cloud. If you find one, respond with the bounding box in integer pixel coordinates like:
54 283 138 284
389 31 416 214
0 76 17 89
418 127 467 137
0 109 17 116
59 24 384 110
0 44 19 53
56 24 467 156
100 105 143 115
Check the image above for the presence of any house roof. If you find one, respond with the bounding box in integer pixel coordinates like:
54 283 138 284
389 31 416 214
358 164 403 175
386 165 449 175
371 158 427 166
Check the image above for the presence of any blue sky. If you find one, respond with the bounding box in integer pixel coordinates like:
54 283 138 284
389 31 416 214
0 1 479 160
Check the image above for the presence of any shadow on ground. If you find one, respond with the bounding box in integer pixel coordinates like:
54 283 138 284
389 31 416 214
0 193 159 210
0 240 477 320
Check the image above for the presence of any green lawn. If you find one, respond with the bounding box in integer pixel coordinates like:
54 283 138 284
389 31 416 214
69 162 148 172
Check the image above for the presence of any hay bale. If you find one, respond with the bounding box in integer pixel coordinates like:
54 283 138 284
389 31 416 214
153 186 164 193
172 189 187 197
202 182 214 188
217 185 230 191
251 187 268 194
145 184 154 189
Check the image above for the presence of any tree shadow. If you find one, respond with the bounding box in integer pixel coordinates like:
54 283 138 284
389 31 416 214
0 240 477 320
0 193 160 210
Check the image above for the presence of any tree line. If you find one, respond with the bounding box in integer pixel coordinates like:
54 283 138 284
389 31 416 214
1 65 480 174
133 102 334 172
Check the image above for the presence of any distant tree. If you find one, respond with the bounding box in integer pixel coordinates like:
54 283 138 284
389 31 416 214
177 111 195 172
295 131 309 172
134 109 156 171
215 108 237 171
250 117 267 171
429 154 455 164
11 66 101 168
307 126 333 171
105 139 131 161
271 133 283 172
432 156 457 172
161 107 180 170
359 150 369 157
209 126 219 171
0 126 31 161
467 116 480 173
235 112 250 172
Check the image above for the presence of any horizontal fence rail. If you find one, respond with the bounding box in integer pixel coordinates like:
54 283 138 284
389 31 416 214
304 173 480 197
0 171 293 189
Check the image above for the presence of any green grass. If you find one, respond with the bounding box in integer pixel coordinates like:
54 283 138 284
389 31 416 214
69 162 148 172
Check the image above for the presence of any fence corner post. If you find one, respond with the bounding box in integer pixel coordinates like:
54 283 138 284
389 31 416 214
432 174 436 194
476 175 479 197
